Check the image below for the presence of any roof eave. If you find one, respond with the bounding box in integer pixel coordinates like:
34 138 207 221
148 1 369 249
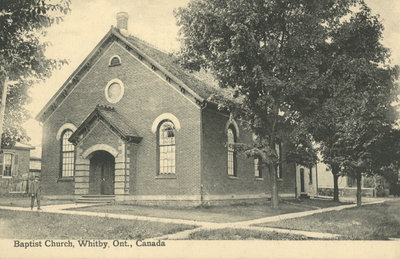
36 27 210 123
35 28 116 123
112 28 205 103
69 107 141 145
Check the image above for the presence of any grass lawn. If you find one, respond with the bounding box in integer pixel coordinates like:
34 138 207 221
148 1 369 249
0 197 73 208
72 198 348 223
0 209 194 239
257 200 400 240
188 228 312 240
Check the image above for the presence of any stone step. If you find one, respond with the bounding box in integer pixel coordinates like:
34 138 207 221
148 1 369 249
76 199 114 204
81 195 115 198
76 195 115 204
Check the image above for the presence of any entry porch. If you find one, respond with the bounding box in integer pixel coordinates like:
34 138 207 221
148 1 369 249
68 105 142 201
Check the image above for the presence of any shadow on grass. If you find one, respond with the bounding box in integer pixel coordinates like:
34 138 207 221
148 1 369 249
0 209 195 239
188 228 313 240
69 198 351 223
257 200 400 240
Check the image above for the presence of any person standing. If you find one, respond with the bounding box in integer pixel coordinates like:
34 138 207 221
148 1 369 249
30 176 41 210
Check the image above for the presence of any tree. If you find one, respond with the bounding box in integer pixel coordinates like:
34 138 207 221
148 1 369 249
338 85 399 206
338 110 399 207
299 3 399 205
175 0 359 208
0 0 71 148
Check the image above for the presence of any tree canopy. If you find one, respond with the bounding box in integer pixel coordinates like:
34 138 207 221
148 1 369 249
0 0 70 147
299 3 399 204
175 0 399 207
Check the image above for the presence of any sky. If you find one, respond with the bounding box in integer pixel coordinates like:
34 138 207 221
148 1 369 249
23 0 400 148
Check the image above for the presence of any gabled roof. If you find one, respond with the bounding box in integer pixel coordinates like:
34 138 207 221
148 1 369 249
36 27 221 123
69 105 142 144
125 34 218 99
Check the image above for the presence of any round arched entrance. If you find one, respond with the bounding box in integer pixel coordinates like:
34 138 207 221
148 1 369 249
88 151 115 195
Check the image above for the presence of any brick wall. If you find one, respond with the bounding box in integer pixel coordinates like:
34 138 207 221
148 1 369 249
41 42 202 197
200 108 296 200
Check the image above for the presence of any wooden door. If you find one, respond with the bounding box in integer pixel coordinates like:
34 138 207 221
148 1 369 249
101 156 115 195
90 151 115 195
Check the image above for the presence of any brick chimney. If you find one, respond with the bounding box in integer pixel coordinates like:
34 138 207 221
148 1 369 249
116 12 129 33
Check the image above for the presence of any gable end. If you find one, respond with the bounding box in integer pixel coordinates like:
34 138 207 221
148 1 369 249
36 27 209 123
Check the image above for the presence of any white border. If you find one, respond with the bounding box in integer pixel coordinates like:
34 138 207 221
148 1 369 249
105 78 124 104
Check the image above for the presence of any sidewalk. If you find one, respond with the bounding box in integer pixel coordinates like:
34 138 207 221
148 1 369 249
235 199 385 226
0 198 387 240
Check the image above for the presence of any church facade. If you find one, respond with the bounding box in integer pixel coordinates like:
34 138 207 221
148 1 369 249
36 13 300 206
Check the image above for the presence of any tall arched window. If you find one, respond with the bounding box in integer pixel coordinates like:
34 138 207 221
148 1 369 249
227 126 237 176
60 129 75 178
158 120 176 174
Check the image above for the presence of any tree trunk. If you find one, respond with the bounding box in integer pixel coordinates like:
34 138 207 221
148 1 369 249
270 164 279 209
0 73 7 150
356 171 362 207
332 165 340 202
333 174 339 201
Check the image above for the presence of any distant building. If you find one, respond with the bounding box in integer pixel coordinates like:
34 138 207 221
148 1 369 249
0 143 34 194
296 160 379 198
295 166 317 199
316 162 376 197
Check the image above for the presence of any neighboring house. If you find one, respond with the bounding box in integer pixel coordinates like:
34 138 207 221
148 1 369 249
296 165 317 199
35 12 302 206
0 143 34 194
309 162 376 197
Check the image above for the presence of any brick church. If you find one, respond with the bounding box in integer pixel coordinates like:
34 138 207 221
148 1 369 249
36 12 310 206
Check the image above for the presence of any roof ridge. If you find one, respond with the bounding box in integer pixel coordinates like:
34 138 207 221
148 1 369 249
128 34 170 55
112 26 170 55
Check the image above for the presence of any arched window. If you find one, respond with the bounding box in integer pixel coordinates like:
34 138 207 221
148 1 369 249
60 129 75 178
158 120 176 174
109 55 121 66
227 126 237 176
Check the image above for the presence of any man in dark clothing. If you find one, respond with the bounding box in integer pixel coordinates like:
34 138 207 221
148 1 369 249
30 176 41 210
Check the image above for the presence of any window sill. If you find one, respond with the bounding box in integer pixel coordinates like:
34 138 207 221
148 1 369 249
277 178 283 181
1 176 12 179
57 177 74 182
228 176 238 180
156 174 176 179
255 177 264 181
